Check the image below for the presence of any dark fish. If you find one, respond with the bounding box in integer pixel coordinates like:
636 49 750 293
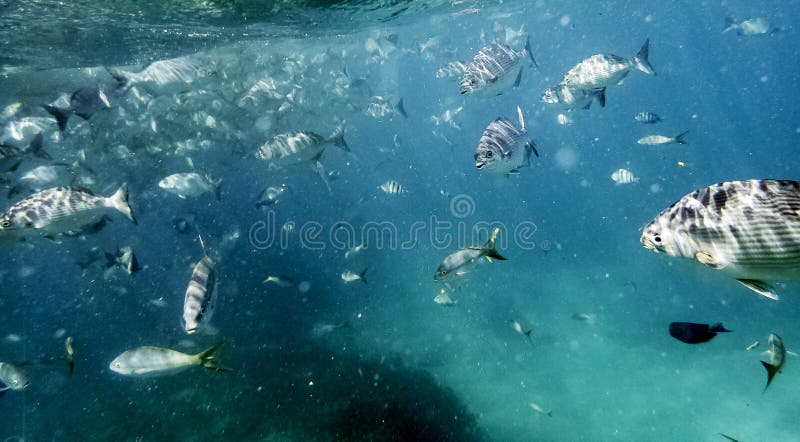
43 86 111 131
0 133 50 173
669 322 731 344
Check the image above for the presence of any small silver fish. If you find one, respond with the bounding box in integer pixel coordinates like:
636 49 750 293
256 184 287 208
723 17 778 36
459 37 538 96
0 362 30 391
528 402 553 417
379 180 406 195
341 269 368 284
761 333 785 391
159 173 221 200
611 168 639 185
435 228 507 280
474 106 539 175
107 245 139 275
0 184 136 237
345 244 365 260
109 344 226 377
511 319 534 345
541 84 606 110
433 289 458 306
637 131 688 145
634 112 662 124
182 236 217 335
561 39 655 90
263 275 295 288
556 113 573 126
641 180 800 300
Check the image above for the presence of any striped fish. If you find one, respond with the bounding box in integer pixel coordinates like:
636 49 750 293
474 106 539 175
634 111 662 124
640 180 800 300
0 185 136 237
379 180 405 195
561 39 654 90
611 168 639 185
182 236 217 334
256 126 348 168
459 37 538 96
540 84 606 110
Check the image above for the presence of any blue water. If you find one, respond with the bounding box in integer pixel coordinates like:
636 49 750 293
1 1 799 440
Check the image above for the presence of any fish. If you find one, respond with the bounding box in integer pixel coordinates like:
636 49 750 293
107 56 216 91
379 180 406 195
634 112 662 124
718 433 739 442
106 245 139 275
560 39 655 90
263 275 295 288
611 168 639 185
433 289 458 306
341 269 368 284
19 164 69 188
109 343 227 377
182 236 217 335
668 322 731 344
571 313 595 323
641 180 800 300
556 113 573 126
540 84 606 110
255 184 287 208
474 106 539 175
311 321 352 338
511 319 534 345
0 133 50 173
637 131 688 145
746 341 760 351
761 333 785 392
723 17 778 36
159 173 221 200
345 244 365 260
43 86 111 131
528 402 553 417
65 336 74 375
0 184 136 238
459 37 538 96
0 362 30 392
366 96 407 119
435 227 507 280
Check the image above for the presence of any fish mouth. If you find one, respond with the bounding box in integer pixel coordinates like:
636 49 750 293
476 162 485 169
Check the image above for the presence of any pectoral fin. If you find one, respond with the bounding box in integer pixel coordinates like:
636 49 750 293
695 250 726 269
737 279 778 300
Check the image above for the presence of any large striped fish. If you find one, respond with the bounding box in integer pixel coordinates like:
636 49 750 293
640 180 800 300
561 39 654 90
459 37 538 97
0 185 136 237
474 106 539 175
182 236 217 334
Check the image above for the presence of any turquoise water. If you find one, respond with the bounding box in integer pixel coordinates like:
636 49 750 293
0 1 798 440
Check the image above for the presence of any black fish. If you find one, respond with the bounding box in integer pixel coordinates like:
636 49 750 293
669 322 731 344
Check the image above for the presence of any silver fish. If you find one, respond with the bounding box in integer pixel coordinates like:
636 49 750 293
611 168 639 185
637 131 688 145
341 269 368 284
0 362 30 391
109 245 139 275
634 112 662 124
107 55 216 91
459 37 537 96
541 84 606 110
0 184 136 237
182 237 217 335
379 180 405 195
433 289 458 306
641 180 800 300
256 126 349 168
435 228 507 280
263 275 295 288
109 344 226 377
474 106 539 175
529 402 553 417
159 173 221 200
761 333 785 391
43 85 111 131
255 184 287 208
561 39 655 90
723 17 778 36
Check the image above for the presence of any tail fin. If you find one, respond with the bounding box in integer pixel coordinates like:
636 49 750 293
722 17 737 34
196 343 231 372
761 360 780 392
633 39 655 75
329 124 349 152
483 227 508 261
205 175 223 201
311 161 332 192
674 130 689 145
106 67 130 89
710 323 732 333
28 133 51 160
524 36 539 70
43 105 71 131
108 184 137 224
396 98 408 118
595 87 607 108
359 268 368 284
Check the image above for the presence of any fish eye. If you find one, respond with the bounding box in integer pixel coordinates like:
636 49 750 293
486 151 493 157
653 235 662 243
1 220 10 228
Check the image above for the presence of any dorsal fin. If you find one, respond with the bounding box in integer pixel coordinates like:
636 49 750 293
516 106 525 131
197 232 208 258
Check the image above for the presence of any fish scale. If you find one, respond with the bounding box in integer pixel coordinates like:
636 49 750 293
641 179 800 299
